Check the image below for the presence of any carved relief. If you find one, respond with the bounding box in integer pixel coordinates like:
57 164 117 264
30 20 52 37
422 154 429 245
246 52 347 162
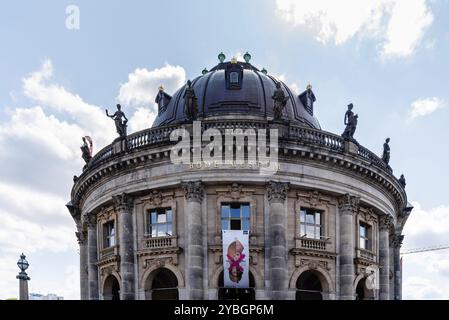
182 181 204 203
112 193 133 212
337 193 360 215
299 258 330 271
391 234 404 248
379 215 394 231
143 256 176 270
267 181 289 203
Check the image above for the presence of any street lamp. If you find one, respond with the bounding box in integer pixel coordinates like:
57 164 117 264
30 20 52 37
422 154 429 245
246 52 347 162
16 253 30 300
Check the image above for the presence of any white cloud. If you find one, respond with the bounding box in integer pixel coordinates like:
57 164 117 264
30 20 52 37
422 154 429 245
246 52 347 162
0 106 84 161
117 64 186 109
275 0 434 58
409 97 444 119
0 59 189 299
402 202 449 299
129 107 157 133
22 59 114 149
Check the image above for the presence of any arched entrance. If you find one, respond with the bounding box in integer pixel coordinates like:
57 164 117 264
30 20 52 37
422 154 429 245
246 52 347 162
355 277 375 300
146 268 179 300
103 275 120 300
296 270 323 300
218 271 255 300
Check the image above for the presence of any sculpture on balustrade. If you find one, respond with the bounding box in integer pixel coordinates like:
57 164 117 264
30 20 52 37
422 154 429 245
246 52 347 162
399 174 406 188
80 136 93 164
342 103 358 141
106 104 128 138
382 138 391 164
272 82 290 121
183 80 198 121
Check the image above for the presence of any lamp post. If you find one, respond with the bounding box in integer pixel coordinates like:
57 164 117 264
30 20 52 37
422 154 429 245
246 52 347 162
16 253 30 300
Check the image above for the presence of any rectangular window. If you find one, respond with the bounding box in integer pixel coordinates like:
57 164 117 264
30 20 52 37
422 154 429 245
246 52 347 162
221 203 250 231
299 208 323 240
147 208 173 237
103 221 115 248
359 222 371 250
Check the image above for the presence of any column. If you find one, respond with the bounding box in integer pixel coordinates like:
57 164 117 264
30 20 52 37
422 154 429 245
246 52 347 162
86 213 99 300
76 227 89 300
182 181 205 300
113 193 135 300
389 236 394 299
379 215 393 300
392 234 404 300
267 181 289 300
337 193 359 300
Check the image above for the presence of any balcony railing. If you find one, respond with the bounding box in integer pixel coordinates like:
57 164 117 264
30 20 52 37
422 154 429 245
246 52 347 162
358 248 376 262
144 235 177 249
297 237 327 251
85 119 391 178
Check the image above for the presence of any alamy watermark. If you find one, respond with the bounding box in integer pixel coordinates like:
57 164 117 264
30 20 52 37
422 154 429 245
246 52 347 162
170 121 280 176
65 5 80 30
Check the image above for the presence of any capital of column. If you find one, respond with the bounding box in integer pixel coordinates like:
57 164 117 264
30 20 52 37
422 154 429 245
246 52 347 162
267 181 290 203
337 193 360 215
112 193 133 212
182 181 204 203
76 230 87 245
379 215 394 231
391 234 404 248
84 213 97 228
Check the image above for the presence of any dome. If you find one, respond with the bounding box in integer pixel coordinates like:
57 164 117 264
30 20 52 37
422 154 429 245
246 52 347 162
151 59 321 129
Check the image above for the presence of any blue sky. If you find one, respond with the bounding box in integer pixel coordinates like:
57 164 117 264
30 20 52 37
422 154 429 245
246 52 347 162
0 0 448 299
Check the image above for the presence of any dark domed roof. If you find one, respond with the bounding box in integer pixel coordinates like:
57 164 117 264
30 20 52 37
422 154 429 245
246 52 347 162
152 58 321 129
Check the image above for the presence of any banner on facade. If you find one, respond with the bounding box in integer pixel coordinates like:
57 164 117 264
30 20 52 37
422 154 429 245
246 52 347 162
222 230 249 288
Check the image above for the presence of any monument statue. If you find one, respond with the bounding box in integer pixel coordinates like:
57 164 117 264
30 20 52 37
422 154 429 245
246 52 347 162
399 174 406 188
272 82 290 120
342 103 358 140
80 136 93 164
382 138 391 164
106 104 128 138
183 80 198 120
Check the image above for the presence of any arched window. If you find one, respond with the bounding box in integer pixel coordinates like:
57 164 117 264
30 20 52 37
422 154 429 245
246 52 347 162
103 274 120 300
296 270 323 300
218 270 255 300
147 268 179 300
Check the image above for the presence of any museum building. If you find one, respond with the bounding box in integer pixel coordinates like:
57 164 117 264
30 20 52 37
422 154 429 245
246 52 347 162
67 53 412 300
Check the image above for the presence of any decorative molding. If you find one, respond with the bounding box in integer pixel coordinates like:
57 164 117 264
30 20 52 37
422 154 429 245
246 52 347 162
290 248 337 263
267 181 289 203
215 183 256 200
182 181 204 203
85 212 97 227
112 193 133 212
97 206 115 222
142 256 177 270
391 234 404 248
298 258 330 271
337 193 360 215
75 230 87 245
379 215 394 231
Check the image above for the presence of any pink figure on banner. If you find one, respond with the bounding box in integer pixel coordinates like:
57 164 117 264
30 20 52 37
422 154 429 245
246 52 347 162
226 238 246 284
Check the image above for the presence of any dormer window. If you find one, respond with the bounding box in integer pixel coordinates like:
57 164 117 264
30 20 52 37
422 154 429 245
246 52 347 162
225 62 243 90
299 85 316 116
229 72 239 84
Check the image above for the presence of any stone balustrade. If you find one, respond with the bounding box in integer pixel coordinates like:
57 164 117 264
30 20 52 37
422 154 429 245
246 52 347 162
298 238 327 251
144 236 177 249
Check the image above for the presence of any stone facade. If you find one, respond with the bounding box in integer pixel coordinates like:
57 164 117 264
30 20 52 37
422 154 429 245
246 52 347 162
67 60 411 300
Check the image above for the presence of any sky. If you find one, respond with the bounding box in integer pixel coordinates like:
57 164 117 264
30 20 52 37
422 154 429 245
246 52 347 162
0 0 448 299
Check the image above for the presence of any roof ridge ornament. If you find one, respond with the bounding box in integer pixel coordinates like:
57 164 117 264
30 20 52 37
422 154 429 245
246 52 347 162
243 52 251 63
218 52 226 63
